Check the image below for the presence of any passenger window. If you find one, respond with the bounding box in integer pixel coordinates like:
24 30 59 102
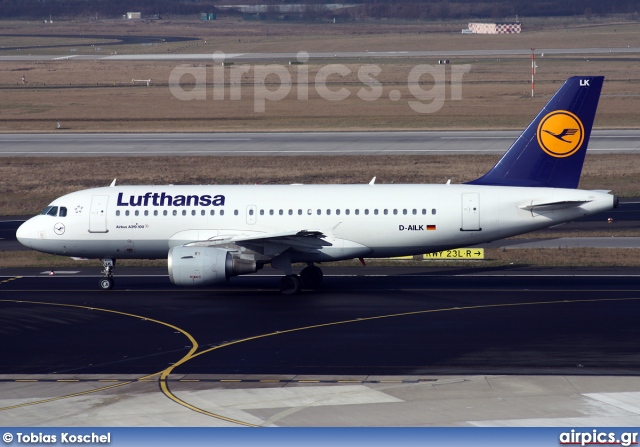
326 209 331 215
384 209 388 215
422 209 427 215
288 210 293 215
234 210 239 216
279 210 283 215
317 209 321 215
336 209 341 215
345 209 350 215
374 209 378 215
182 210 187 216
192 210 196 216
260 210 264 216
393 209 398 215
249 209 254 216
307 209 312 215
163 210 168 216
298 209 303 215
155 210 159 216
125 210 130 216
432 209 437 215
355 209 359 215
210 210 215 216
412 209 417 215
270 210 274 215
135 210 139 216
144 210 149 216
116 210 120 216
365 209 369 215
173 210 177 216
201 210 205 216
403 209 407 215
220 210 225 216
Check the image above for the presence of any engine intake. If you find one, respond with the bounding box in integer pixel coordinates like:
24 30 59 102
168 246 257 286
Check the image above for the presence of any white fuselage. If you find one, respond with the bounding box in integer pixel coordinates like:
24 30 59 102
17 184 616 263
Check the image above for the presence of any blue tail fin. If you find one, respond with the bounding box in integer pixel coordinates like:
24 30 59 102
468 76 603 188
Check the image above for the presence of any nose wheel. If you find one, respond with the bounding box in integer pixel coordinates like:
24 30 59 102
99 277 114 290
99 258 116 290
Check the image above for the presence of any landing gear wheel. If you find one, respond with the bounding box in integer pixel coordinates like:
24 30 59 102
99 277 114 290
300 265 323 289
279 274 302 295
99 258 116 290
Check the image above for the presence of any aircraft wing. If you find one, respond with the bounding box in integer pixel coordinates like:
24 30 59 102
184 229 331 254
230 230 331 251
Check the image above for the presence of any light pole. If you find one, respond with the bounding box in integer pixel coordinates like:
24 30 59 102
531 48 535 97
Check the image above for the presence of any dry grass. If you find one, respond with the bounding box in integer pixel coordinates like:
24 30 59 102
3 18 640 54
1 21 640 132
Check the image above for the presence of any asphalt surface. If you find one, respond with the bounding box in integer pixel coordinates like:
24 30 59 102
3 265 640 427
2 265 640 376
0 33 199 52
1 130 640 156
2 47 640 62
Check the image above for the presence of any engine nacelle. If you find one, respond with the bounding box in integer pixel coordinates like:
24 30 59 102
168 246 257 286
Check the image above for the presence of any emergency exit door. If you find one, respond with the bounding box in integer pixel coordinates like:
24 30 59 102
461 193 481 231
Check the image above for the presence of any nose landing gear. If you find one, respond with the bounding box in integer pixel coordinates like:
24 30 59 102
99 258 115 290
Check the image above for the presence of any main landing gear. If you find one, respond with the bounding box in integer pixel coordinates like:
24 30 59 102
99 258 115 290
279 264 324 295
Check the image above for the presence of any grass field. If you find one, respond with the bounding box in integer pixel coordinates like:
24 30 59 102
1 20 640 132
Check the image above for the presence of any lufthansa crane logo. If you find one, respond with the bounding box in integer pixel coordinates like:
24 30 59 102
537 110 584 158
54 222 65 235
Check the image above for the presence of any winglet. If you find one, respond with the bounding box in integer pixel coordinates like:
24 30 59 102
468 76 604 189
109 179 117 187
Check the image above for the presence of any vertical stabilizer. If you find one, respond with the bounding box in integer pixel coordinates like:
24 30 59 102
468 76 604 188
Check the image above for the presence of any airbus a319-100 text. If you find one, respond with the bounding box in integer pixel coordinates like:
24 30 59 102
17 76 617 294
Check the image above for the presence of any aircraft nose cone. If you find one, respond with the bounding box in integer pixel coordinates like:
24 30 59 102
16 220 33 248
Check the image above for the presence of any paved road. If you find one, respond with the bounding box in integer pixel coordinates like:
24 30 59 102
2 266 640 426
2 265 639 375
2 47 640 62
1 130 640 156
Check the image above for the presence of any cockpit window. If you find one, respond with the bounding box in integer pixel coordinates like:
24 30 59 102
40 206 59 216
59 207 67 217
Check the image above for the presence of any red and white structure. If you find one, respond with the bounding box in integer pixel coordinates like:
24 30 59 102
468 22 521 34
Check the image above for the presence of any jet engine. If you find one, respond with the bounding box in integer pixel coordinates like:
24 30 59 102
168 246 257 286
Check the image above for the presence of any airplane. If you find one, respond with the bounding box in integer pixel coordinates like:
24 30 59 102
16 76 618 294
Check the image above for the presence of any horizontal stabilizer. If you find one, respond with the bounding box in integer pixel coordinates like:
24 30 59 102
519 199 591 211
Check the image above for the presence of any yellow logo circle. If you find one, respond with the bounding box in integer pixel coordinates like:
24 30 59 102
536 110 584 158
